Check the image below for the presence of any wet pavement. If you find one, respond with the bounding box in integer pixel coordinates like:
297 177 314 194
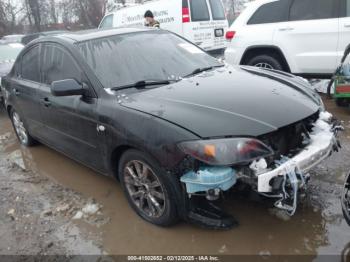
0 96 349 258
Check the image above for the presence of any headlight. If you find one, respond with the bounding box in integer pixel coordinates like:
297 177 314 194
178 138 274 166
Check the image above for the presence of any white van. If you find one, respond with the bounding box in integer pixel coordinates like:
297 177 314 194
99 0 229 54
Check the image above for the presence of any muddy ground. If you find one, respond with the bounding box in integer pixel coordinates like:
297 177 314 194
0 97 350 260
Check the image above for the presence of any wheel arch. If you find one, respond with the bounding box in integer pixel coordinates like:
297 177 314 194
240 45 291 72
110 145 135 180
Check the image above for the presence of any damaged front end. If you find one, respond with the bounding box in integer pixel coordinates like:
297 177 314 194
178 111 341 228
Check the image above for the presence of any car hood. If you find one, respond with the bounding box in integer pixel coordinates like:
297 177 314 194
119 65 320 138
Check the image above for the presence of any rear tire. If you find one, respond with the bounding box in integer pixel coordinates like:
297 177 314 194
247 54 283 71
10 108 36 147
118 149 180 226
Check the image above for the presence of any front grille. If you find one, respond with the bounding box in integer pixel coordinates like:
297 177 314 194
259 112 319 164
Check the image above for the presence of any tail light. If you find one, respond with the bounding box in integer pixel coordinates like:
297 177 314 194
182 7 190 23
226 31 236 40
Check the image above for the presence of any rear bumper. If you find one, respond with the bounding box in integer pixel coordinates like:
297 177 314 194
207 48 226 58
257 112 338 193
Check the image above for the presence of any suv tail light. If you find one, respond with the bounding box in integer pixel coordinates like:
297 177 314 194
182 7 190 23
226 31 236 41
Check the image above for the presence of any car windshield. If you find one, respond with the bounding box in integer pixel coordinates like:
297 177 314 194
77 30 222 89
0 43 23 62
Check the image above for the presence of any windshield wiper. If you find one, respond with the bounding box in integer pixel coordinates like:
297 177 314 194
184 64 225 78
111 80 176 91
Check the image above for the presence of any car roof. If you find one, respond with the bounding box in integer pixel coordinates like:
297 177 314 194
42 27 154 43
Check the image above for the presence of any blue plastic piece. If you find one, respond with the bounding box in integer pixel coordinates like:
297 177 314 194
180 166 237 194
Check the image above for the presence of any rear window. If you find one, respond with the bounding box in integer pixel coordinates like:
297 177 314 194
248 0 289 25
21 46 40 82
289 0 336 21
99 14 114 28
209 0 225 20
190 0 210 22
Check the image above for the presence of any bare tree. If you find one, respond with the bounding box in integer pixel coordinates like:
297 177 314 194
28 0 41 31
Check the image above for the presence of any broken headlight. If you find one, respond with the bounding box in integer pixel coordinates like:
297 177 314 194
178 138 274 166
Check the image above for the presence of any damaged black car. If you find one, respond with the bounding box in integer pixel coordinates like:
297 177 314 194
1 28 341 228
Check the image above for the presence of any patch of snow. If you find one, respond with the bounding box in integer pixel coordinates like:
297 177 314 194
105 88 115 95
250 158 268 174
82 203 99 215
319 111 333 122
72 211 83 220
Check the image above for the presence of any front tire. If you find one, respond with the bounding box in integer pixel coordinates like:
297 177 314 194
247 54 283 71
10 109 36 147
118 149 180 226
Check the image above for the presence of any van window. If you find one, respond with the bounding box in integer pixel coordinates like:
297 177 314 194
190 0 210 22
248 0 289 25
99 14 114 29
209 0 225 20
289 0 336 21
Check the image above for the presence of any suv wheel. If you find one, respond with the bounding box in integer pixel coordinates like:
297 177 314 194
118 149 180 226
10 109 36 146
247 54 283 71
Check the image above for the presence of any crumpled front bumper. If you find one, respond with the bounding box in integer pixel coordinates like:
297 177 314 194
257 112 339 193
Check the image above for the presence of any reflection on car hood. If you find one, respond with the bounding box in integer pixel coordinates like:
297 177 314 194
120 65 320 138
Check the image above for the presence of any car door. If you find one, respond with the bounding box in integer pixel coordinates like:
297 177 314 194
183 0 214 51
273 0 339 74
338 0 350 65
10 44 45 138
38 43 106 172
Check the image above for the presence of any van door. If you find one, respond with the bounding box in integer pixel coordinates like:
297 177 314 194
338 0 350 65
183 0 227 52
273 0 339 75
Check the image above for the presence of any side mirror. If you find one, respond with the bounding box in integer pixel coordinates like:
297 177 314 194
51 79 85 97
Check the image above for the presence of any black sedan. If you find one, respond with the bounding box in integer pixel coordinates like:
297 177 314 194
1 28 339 228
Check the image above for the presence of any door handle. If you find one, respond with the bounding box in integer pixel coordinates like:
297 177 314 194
14 89 20 96
344 24 350 28
278 27 294 31
42 97 51 107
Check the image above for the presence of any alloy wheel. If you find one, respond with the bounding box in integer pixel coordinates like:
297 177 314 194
254 62 274 69
123 160 166 218
12 112 28 145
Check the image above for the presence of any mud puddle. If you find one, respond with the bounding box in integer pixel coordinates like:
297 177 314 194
0 97 349 258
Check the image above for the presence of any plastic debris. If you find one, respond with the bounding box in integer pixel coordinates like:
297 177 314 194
180 166 236 194
249 158 268 174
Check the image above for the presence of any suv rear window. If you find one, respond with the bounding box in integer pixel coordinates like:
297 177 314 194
248 0 289 25
289 0 336 21
209 0 225 20
190 0 210 21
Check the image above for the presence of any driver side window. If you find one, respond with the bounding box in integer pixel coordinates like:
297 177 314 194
41 44 82 85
